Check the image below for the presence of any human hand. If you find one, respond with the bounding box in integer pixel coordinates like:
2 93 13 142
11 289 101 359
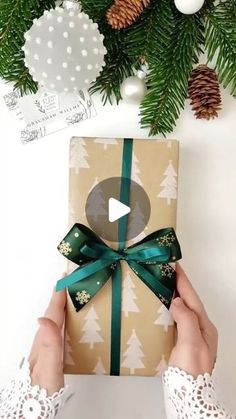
28 289 66 395
169 264 218 377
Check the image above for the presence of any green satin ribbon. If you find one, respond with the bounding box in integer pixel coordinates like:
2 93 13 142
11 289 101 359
112 138 133 375
56 138 182 375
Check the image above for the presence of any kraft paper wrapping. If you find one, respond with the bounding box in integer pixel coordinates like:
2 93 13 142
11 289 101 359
64 137 179 377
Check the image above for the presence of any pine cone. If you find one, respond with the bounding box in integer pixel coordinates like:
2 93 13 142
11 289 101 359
188 65 222 120
107 0 151 29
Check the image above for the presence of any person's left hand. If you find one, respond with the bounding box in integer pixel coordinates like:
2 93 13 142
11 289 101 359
28 289 66 395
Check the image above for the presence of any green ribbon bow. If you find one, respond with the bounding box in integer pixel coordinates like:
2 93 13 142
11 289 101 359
56 223 182 374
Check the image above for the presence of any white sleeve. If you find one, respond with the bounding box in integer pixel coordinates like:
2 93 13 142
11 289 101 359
0 358 69 419
162 366 235 419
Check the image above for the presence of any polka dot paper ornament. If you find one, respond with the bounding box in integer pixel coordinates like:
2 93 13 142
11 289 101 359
22 1 107 92
174 0 205 14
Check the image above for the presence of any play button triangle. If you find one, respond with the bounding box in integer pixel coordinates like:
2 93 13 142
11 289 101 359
108 197 131 223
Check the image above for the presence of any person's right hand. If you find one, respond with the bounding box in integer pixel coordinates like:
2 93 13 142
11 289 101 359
28 288 66 395
169 264 218 377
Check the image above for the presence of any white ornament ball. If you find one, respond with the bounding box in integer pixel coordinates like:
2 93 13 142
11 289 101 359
23 5 107 92
174 0 205 14
120 71 147 104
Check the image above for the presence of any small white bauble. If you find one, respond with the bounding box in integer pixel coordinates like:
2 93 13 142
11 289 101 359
120 70 147 104
174 0 205 14
23 1 107 92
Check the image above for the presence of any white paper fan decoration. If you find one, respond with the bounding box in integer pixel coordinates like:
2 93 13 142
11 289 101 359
22 4 107 92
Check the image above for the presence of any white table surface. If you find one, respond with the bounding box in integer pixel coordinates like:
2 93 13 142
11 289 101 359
0 81 236 418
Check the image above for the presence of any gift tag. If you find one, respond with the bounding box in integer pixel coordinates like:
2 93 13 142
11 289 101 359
2 87 96 143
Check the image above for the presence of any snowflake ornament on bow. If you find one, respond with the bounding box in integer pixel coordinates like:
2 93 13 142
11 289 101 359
58 240 72 256
156 233 176 247
75 290 91 304
160 264 175 278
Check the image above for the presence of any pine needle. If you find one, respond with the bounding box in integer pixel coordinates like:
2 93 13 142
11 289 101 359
205 0 236 97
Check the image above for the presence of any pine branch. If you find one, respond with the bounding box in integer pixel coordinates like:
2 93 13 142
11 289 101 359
4 64 38 95
89 29 136 104
205 0 236 97
125 0 170 61
0 0 55 93
81 0 137 103
139 1 204 136
80 0 113 22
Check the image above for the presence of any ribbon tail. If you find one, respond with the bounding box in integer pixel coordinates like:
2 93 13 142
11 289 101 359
56 258 113 291
128 261 175 309
110 262 122 376
67 266 112 312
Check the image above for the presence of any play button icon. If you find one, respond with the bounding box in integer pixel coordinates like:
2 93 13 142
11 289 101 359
108 198 131 222
85 177 151 243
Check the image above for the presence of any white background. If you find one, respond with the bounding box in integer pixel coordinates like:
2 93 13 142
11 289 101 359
0 81 236 418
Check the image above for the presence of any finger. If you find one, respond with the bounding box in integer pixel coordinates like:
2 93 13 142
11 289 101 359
29 315 64 366
32 318 64 393
44 288 66 330
38 317 63 345
175 263 212 332
170 297 203 344
29 286 66 366
28 329 41 367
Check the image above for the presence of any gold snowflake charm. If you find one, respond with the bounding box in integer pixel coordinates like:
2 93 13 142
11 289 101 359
75 290 91 305
160 263 174 278
156 233 175 247
58 240 72 256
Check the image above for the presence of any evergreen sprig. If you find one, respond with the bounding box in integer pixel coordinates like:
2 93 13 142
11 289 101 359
205 0 236 97
138 0 204 135
0 0 55 94
0 0 235 134
80 0 137 103
124 0 160 60
89 29 136 103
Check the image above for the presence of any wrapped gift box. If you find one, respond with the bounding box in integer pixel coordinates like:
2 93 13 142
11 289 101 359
63 137 180 377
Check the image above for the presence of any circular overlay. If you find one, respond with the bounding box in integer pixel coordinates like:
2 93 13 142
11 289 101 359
85 177 151 242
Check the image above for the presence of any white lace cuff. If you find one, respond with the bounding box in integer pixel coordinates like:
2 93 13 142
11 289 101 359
0 358 69 418
162 366 235 419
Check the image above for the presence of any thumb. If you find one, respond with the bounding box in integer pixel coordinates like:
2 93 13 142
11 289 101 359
38 317 63 345
37 317 63 364
33 318 64 392
170 297 202 345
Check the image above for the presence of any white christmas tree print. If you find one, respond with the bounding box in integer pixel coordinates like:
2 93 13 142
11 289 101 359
122 272 139 317
79 305 104 349
94 137 118 150
154 305 174 332
70 138 89 174
121 329 145 374
155 355 168 376
93 357 106 375
128 201 145 239
158 160 177 205
131 154 142 185
86 177 106 222
64 332 75 366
